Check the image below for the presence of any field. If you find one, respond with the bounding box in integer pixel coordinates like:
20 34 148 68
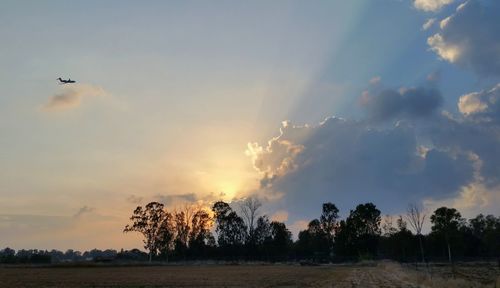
0 262 498 288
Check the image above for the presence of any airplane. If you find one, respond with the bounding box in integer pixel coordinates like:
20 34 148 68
57 77 76 84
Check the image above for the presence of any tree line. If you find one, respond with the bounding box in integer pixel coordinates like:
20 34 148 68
123 199 499 263
0 248 149 264
1 199 498 264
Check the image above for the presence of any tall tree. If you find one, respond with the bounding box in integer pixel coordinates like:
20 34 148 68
239 197 262 243
156 211 175 261
320 202 340 246
124 202 167 262
189 209 214 256
212 201 247 251
335 203 381 258
469 214 500 257
254 215 272 246
267 221 293 261
406 203 426 262
430 207 464 263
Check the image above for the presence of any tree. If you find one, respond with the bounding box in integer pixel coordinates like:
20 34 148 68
296 219 330 261
406 203 426 262
335 203 381 258
469 214 500 257
124 202 167 262
189 209 214 257
430 207 464 263
239 197 261 244
156 211 175 261
320 202 340 253
268 221 292 260
254 215 272 246
212 201 247 256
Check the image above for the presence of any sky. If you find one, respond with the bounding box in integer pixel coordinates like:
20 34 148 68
0 0 499 250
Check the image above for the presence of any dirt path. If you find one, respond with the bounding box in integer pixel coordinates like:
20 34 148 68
333 266 420 288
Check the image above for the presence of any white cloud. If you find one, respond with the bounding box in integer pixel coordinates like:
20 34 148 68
414 0 454 12
270 210 289 222
458 92 488 115
427 0 500 77
458 83 500 120
422 18 436 30
427 34 462 62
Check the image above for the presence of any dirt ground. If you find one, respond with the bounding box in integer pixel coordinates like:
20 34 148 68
0 262 498 288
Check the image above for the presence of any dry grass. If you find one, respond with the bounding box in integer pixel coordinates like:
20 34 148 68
398 262 500 288
0 264 350 288
0 262 497 288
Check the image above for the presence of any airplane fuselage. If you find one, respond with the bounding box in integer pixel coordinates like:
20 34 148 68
57 77 76 84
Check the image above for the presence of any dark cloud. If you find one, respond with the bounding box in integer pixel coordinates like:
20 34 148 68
249 81 500 220
427 0 500 77
43 84 107 111
73 206 95 218
428 105 500 186
361 86 443 121
249 117 475 216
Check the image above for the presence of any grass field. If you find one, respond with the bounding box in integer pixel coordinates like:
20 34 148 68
0 262 498 288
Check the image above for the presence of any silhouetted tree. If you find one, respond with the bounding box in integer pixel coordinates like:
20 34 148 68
267 221 293 261
468 214 500 257
239 197 261 242
406 203 426 262
320 202 339 255
173 208 191 258
156 211 175 261
188 209 215 257
430 207 464 263
296 219 330 261
335 203 381 259
212 201 247 258
124 201 167 261
254 215 272 246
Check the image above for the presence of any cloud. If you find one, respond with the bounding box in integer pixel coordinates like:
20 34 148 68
361 85 443 121
43 84 107 111
246 81 500 220
369 76 382 85
73 206 95 218
422 18 437 30
429 85 500 185
247 123 305 184
427 0 500 76
153 193 198 206
423 181 500 219
270 210 289 222
248 116 475 217
427 70 441 82
458 83 500 120
126 195 143 204
414 0 455 12
0 214 72 230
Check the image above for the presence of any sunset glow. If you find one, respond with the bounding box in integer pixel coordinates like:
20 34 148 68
1 0 499 252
